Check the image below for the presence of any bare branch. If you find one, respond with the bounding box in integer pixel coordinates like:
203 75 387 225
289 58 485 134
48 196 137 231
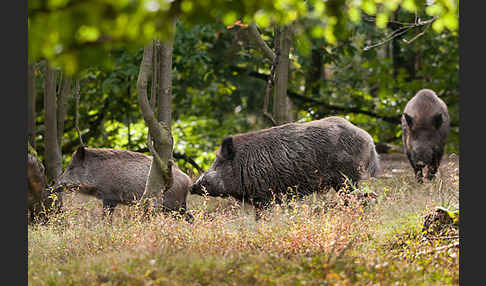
402 22 432 44
363 15 439 27
363 26 414 51
363 16 439 51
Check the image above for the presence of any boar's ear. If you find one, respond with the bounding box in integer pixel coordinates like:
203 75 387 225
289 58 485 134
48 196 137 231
404 113 413 128
75 145 87 160
433 113 443 130
221 136 235 160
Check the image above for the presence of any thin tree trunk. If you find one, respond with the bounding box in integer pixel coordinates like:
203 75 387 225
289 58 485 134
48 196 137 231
28 64 37 148
127 82 132 149
273 25 294 125
57 76 72 148
304 47 324 97
157 19 176 132
140 17 177 211
247 22 295 124
43 66 62 183
137 40 174 211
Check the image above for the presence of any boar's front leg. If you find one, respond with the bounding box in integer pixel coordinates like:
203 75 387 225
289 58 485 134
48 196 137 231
426 151 443 181
406 151 424 183
102 199 118 220
426 164 438 181
414 166 424 183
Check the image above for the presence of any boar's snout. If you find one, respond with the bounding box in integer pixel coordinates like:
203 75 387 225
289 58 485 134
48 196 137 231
415 161 425 169
190 175 205 195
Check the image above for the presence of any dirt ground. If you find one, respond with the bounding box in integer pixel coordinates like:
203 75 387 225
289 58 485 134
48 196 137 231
378 152 459 179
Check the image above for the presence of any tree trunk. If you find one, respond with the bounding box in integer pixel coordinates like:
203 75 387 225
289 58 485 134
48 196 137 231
157 24 175 132
304 47 324 97
137 20 176 211
57 76 72 148
247 22 295 124
273 25 295 124
28 64 37 148
43 66 62 183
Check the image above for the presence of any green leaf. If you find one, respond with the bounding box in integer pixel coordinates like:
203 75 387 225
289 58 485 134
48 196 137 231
362 0 377 15
222 12 238 26
254 10 271 28
376 13 389 29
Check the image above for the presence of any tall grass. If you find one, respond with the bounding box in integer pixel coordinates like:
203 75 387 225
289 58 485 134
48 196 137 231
28 155 459 285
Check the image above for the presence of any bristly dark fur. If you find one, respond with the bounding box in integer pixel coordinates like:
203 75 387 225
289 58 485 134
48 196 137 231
401 89 450 182
192 116 380 208
56 147 193 220
74 147 150 161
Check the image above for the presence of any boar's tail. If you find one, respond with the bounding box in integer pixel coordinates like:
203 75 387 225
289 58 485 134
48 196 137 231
368 147 380 178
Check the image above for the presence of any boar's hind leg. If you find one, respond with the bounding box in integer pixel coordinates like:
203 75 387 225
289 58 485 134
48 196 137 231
176 205 194 224
102 199 118 219
253 200 272 221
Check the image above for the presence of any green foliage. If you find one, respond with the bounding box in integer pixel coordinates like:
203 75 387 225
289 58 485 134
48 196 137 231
30 2 459 174
29 0 458 74
290 7 459 153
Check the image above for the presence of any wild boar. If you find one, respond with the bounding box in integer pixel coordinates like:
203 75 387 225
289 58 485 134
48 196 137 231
401 89 450 182
55 146 193 222
191 116 380 215
27 152 62 223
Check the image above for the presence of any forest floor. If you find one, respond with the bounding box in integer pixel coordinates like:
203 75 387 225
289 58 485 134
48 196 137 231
28 153 459 285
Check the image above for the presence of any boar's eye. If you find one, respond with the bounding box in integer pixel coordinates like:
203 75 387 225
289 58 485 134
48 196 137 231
404 113 413 128
433 113 443 130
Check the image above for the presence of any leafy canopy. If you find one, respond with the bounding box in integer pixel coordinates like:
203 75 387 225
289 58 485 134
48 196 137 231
28 0 458 75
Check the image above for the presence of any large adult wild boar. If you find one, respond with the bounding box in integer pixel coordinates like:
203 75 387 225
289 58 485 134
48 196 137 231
55 146 193 222
191 116 380 214
402 89 450 182
27 152 62 223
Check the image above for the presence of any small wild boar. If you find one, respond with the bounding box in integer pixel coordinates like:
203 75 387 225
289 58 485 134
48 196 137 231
27 152 62 223
55 146 193 222
401 89 450 182
191 116 380 215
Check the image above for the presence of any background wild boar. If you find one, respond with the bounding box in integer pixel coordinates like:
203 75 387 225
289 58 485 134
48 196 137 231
28 152 62 223
55 146 193 222
191 116 380 214
402 89 450 182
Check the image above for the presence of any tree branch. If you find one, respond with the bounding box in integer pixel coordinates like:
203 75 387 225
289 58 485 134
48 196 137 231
287 91 402 124
248 22 276 61
363 16 439 51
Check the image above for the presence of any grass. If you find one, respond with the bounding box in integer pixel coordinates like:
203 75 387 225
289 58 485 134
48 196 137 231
28 154 459 285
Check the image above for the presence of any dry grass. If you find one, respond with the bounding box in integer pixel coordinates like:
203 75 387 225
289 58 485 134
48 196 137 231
28 154 459 285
